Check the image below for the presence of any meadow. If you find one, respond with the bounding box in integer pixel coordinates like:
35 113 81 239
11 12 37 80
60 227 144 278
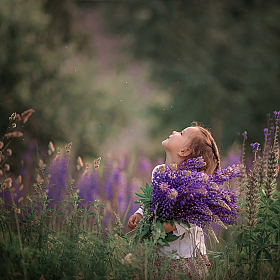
0 110 279 280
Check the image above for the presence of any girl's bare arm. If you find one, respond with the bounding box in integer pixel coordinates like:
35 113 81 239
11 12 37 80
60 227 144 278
162 222 177 233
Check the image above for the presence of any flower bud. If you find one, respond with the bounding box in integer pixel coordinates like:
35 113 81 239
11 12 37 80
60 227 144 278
5 131 23 139
3 178 12 189
21 109 35 123
6 149 12 157
15 175 22 184
4 164 10 172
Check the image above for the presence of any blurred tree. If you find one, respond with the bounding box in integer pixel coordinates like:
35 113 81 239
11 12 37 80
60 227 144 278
96 0 280 152
0 0 137 172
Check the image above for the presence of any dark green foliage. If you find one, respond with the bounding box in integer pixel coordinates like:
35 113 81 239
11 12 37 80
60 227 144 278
209 114 280 279
96 0 280 151
0 0 138 169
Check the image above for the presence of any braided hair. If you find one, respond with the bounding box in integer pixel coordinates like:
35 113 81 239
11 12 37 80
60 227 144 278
185 122 221 175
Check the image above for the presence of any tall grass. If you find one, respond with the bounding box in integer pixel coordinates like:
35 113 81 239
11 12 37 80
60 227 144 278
207 112 280 280
0 110 279 279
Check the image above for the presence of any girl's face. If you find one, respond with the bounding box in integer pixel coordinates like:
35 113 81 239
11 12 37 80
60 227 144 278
162 127 199 155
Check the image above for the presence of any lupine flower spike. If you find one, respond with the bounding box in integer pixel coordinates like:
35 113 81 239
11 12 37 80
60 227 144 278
263 111 279 200
137 157 241 243
245 144 262 229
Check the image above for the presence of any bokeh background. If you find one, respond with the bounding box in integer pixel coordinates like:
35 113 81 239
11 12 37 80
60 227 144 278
1 0 279 217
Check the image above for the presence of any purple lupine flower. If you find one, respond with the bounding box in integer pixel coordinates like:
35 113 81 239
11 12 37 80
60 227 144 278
266 113 272 122
102 156 114 201
242 131 247 140
138 153 152 179
148 157 240 233
76 168 98 209
263 128 269 135
265 111 280 147
263 128 269 141
117 171 127 219
273 111 280 125
104 157 126 202
222 150 240 168
250 142 261 152
45 153 69 209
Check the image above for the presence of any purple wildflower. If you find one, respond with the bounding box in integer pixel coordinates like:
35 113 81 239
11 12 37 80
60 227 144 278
45 153 69 209
250 142 261 152
138 153 152 180
117 171 127 219
263 128 269 141
242 131 247 140
266 113 272 122
273 111 280 125
149 157 240 235
102 156 126 201
263 128 269 136
76 168 98 209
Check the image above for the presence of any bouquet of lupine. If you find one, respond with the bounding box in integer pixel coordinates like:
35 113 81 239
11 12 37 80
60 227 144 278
134 157 241 245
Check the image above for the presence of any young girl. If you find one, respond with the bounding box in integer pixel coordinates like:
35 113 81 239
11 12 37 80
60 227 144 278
128 123 221 278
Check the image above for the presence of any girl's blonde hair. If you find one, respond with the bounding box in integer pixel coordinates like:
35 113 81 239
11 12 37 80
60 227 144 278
186 122 221 175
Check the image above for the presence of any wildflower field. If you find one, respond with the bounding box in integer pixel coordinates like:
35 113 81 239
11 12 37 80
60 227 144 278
0 110 280 280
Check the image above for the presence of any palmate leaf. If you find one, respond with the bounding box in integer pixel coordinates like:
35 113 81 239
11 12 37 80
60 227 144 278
134 183 153 204
134 193 147 198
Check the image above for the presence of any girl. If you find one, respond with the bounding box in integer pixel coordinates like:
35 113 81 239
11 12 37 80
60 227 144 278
128 123 221 278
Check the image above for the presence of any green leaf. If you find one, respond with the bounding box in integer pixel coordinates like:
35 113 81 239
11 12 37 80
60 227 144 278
140 187 146 192
263 234 271 243
255 249 262 261
276 232 279 243
135 192 147 198
267 221 278 229
263 249 272 264
158 239 170 247
142 225 150 235
269 206 280 214
156 221 165 233
271 200 280 206
146 182 152 192
165 233 180 242
236 233 243 250
182 221 190 228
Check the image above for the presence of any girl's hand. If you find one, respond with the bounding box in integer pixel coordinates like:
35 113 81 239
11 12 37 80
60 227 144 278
128 213 143 230
163 222 177 233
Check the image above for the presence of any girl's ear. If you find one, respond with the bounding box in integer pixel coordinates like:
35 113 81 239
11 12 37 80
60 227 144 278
178 148 191 158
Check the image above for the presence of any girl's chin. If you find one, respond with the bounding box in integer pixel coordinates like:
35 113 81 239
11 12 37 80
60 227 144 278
162 139 168 147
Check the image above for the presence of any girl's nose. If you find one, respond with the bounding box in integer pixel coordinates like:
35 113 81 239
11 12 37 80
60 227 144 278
172 131 177 135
